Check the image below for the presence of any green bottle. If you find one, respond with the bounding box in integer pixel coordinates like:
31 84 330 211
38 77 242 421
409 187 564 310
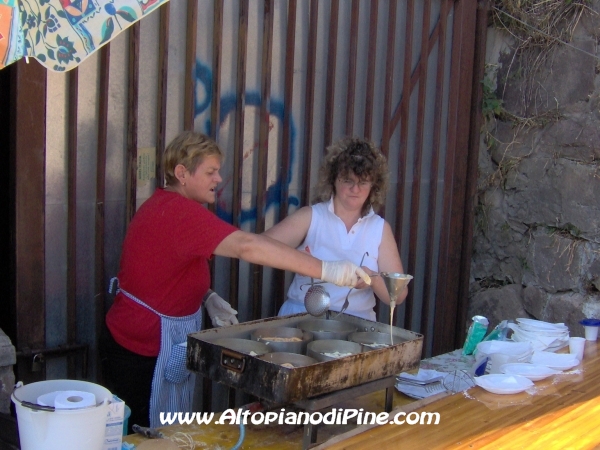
462 315 489 356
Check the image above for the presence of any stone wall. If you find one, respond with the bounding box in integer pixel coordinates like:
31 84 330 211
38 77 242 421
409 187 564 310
469 2 600 336
0 328 15 414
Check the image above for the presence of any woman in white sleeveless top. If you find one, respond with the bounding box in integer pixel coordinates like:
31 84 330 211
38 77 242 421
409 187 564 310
264 137 407 321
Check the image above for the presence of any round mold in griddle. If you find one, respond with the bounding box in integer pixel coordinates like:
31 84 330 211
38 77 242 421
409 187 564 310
297 319 358 341
347 331 406 351
251 327 314 354
306 339 362 362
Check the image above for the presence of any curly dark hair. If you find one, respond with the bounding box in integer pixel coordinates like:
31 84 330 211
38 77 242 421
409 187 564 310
312 137 389 216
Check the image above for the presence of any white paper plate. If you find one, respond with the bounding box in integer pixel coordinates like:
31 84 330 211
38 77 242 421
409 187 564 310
395 381 446 399
530 351 580 370
516 318 568 332
474 374 534 395
396 368 445 383
499 363 561 381
397 390 424 400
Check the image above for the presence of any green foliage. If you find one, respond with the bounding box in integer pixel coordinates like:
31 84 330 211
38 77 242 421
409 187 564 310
546 223 582 238
476 277 512 289
518 256 530 271
482 75 504 122
475 202 491 234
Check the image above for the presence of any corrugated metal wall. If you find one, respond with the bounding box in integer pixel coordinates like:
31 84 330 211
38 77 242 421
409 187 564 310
8 0 484 398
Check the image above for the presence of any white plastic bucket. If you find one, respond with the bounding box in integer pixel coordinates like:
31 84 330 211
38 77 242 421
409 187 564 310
11 379 112 450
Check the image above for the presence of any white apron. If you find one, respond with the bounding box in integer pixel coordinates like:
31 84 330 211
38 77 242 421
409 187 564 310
109 278 202 428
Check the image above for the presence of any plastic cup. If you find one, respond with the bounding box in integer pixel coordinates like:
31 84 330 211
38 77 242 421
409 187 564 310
569 337 585 362
584 326 598 341
489 353 516 374
580 319 600 341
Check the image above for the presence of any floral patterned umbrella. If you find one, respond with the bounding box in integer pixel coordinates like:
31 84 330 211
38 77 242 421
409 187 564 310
0 0 169 71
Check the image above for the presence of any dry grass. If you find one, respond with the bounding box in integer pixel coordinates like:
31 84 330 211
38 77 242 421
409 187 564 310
492 0 589 50
492 0 592 110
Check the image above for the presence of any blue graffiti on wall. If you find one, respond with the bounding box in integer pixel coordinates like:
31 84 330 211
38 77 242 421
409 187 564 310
194 60 300 224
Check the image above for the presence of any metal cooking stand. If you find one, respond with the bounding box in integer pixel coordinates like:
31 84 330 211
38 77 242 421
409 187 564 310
293 375 396 449
187 312 422 449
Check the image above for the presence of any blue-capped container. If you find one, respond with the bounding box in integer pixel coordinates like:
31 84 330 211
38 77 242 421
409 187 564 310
580 318 600 341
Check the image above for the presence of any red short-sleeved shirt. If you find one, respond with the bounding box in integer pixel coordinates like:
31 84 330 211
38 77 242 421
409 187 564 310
106 189 238 356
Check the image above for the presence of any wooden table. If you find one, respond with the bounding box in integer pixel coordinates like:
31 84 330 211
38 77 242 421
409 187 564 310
122 383 416 449
124 341 600 449
319 340 600 449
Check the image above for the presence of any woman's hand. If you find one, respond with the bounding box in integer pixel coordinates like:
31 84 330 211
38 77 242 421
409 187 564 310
321 260 371 287
204 292 239 327
354 266 378 289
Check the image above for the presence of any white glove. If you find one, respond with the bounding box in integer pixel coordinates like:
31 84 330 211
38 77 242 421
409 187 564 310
204 292 239 327
321 260 372 287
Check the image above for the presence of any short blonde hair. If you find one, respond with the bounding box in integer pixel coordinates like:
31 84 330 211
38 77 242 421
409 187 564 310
312 137 389 216
163 131 223 186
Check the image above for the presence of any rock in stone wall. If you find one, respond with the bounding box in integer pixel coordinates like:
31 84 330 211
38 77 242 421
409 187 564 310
470 1 600 336
468 284 528 332
0 329 16 414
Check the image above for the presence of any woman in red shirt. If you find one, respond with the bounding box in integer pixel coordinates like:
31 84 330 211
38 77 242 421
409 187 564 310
101 131 368 431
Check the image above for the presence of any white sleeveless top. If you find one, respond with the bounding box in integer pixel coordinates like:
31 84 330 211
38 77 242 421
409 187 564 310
279 198 385 321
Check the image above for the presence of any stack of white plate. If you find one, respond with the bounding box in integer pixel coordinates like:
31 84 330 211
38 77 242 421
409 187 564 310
395 369 448 399
530 351 580 371
476 340 534 359
508 318 570 352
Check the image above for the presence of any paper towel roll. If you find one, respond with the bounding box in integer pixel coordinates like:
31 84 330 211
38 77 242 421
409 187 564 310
37 391 60 406
54 390 96 409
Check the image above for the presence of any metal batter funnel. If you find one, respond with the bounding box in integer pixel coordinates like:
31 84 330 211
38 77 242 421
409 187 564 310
380 272 413 308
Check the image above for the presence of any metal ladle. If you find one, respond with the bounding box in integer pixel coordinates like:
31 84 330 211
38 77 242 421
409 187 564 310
302 278 331 316
330 252 369 319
